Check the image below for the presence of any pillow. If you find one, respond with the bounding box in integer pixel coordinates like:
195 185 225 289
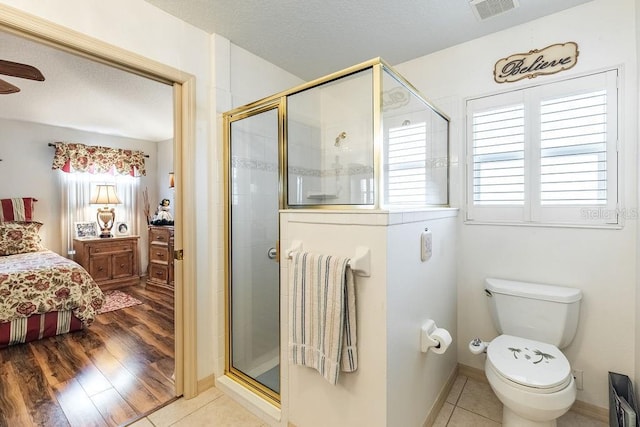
0 221 45 256
0 197 37 222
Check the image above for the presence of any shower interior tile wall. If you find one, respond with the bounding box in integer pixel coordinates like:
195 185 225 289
287 71 374 205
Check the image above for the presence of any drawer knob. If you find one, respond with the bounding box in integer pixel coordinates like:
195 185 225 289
98 266 103 271
120 264 125 268
156 271 163 276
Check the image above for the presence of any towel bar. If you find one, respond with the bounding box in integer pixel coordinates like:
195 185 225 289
286 240 371 277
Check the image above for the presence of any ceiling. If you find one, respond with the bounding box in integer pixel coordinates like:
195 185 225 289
0 31 174 142
0 0 593 142
144 0 593 81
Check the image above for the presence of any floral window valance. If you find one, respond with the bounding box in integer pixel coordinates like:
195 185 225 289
51 142 146 176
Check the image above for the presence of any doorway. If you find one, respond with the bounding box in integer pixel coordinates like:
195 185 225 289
0 4 198 403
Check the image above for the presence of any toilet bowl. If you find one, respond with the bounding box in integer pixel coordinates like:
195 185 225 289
485 334 576 427
473 278 582 426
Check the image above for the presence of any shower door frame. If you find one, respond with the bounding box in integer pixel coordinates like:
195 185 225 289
223 98 286 406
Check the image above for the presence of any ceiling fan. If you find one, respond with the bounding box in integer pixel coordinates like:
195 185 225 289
0 59 45 94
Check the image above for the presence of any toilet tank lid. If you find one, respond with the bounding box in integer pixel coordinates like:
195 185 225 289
485 278 582 303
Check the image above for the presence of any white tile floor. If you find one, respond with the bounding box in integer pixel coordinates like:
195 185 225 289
434 375 608 427
130 375 608 426
129 387 267 427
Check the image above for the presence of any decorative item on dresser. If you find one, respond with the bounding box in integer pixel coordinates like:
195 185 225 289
73 235 140 291
147 225 174 294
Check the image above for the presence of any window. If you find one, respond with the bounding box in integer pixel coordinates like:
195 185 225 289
59 172 140 256
387 122 428 205
466 70 618 226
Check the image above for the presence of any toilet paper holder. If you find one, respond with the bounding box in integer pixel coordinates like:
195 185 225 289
420 319 450 353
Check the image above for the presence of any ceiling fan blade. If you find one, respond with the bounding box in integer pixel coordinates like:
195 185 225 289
0 78 20 94
0 59 45 81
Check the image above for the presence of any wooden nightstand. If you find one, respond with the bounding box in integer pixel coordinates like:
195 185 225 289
73 235 140 291
147 225 174 294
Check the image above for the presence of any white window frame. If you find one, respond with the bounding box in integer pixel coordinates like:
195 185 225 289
466 69 619 227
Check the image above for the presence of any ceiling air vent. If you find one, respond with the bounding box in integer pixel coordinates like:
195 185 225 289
470 0 519 21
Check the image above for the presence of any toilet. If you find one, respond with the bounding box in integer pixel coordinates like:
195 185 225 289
469 277 582 427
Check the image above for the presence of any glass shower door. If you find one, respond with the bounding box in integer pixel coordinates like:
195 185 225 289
227 105 281 402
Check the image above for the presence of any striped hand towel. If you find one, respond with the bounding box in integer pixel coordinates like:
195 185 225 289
289 251 357 385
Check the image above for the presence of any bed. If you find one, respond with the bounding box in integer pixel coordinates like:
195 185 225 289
0 198 104 348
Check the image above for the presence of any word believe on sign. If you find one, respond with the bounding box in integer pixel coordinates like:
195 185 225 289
494 42 579 84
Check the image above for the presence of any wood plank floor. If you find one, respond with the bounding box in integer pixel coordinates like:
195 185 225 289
0 282 175 427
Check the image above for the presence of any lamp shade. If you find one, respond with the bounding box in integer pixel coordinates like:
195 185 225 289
90 184 122 205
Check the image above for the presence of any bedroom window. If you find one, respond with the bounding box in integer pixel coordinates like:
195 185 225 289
60 172 140 255
53 142 145 256
466 69 619 227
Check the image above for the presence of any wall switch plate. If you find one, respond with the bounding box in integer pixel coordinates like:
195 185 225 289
421 229 432 262
572 369 583 390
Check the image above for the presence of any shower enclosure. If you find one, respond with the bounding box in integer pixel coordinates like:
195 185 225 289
223 58 449 405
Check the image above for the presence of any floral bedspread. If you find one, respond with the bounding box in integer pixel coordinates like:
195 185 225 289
0 250 104 325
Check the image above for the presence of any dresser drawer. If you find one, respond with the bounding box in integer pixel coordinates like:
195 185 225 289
149 263 169 282
150 228 172 244
90 241 133 255
150 245 170 263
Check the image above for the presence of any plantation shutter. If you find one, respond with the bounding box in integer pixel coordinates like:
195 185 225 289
467 90 526 222
539 90 608 205
467 69 618 226
534 69 618 224
387 122 428 205
472 104 525 205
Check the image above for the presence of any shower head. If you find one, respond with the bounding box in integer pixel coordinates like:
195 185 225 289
334 131 347 147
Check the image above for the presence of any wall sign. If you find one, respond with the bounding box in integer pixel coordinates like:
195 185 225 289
494 42 579 83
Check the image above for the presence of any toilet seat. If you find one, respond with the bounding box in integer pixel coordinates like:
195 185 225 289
487 335 572 394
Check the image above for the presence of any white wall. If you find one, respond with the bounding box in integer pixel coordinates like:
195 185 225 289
282 212 390 427
386 211 458 426
0 117 158 258
396 0 638 408
281 209 458 427
636 0 640 402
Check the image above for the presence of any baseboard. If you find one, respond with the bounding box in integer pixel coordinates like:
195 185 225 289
571 399 608 423
197 374 216 393
457 363 487 383
422 365 459 427
457 363 608 423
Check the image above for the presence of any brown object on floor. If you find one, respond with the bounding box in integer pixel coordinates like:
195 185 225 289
146 226 174 294
0 283 175 427
73 236 140 291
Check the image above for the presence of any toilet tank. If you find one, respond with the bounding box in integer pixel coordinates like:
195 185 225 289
485 278 582 348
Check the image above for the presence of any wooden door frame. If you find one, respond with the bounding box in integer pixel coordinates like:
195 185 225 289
0 4 198 398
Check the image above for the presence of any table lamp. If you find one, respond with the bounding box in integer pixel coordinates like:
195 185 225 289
90 184 122 238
